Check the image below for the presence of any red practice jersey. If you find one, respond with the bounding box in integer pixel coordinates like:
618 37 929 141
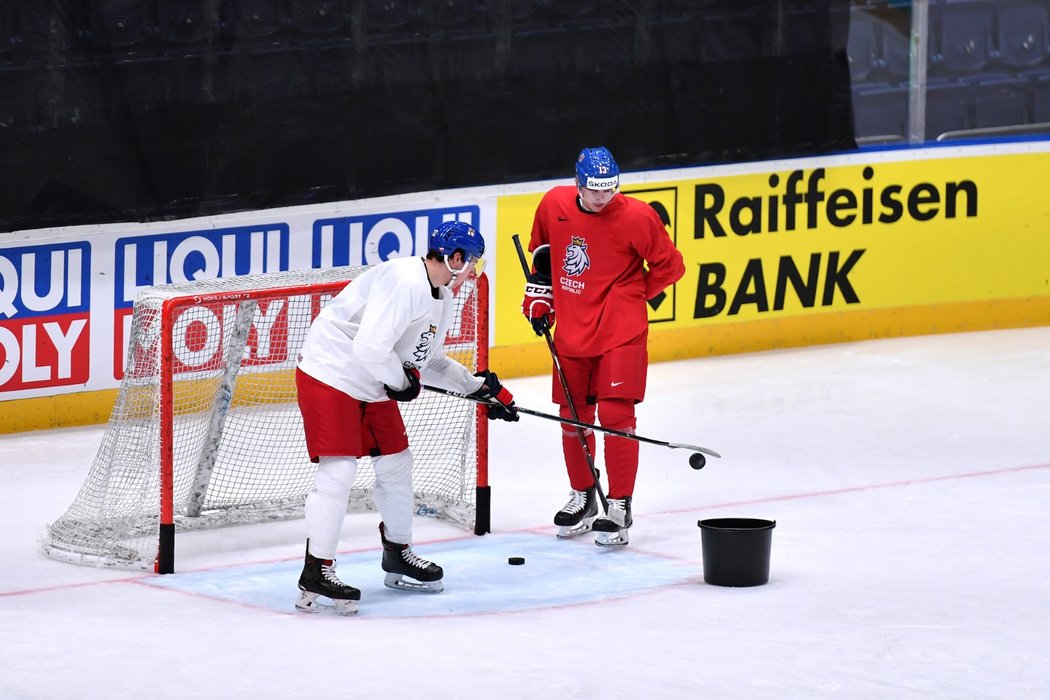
529 185 685 357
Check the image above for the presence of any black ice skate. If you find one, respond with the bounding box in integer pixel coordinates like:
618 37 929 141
593 496 633 547
295 541 361 615
553 486 599 539
379 522 444 593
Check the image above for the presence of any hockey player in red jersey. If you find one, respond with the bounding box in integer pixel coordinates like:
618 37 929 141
522 146 685 546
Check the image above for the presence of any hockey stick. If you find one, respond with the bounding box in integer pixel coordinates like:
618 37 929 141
512 233 609 511
423 384 719 468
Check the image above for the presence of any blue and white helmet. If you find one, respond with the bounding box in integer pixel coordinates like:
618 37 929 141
429 221 485 278
575 146 619 190
429 220 485 259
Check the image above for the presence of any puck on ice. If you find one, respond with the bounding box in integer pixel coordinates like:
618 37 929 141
507 556 525 565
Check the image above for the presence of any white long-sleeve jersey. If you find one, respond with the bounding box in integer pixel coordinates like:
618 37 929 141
297 256 484 402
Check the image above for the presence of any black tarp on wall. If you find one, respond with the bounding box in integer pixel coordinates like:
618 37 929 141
0 0 855 233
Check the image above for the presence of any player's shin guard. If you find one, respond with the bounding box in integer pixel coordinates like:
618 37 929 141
593 400 637 546
560 404 597 489
371 449 414 545
304 456 358 559
598 398 639 498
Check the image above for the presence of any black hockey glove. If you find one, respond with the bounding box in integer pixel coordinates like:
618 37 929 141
467 370 519 422
385 367 421 402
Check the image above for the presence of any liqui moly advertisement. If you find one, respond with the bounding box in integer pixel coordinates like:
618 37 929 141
1 202 486 402
0 242 91 391
113 224 291 379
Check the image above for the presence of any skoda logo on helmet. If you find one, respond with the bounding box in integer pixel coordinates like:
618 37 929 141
583 174 619 190
576 146 619 191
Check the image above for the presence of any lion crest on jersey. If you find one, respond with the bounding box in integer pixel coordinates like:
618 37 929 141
413 324 438 363
563 237 590 277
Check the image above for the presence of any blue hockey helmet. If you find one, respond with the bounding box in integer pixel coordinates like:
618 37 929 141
429 221 486 275
575 146 619 190
429 220 485 258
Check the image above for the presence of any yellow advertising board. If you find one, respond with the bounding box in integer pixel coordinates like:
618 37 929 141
492 146 1050 376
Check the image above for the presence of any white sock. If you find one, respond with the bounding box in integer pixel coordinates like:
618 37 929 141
372 449 414 544
304 456 358 559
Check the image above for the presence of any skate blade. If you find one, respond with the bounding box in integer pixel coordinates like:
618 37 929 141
384 572 444 593
295 590 359 615
594 528 630 547
556 517 596 539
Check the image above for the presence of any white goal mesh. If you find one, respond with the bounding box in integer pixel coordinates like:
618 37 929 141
44 266 488 571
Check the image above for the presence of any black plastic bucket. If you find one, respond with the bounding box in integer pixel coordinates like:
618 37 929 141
698 518 776 587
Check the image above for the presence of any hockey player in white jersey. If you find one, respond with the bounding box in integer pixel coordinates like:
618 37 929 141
293 221 518 615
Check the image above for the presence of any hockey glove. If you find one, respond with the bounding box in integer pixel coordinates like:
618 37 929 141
522 282 554 336
522 244 555 336
468 370 519 422
385 367 421 402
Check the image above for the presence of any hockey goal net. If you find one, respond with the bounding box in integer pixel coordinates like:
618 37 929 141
44 266 490 572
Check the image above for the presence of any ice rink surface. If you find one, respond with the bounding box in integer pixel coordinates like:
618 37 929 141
2 327 1048 699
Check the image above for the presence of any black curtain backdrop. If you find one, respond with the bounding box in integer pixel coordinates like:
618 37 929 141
0 0 855 232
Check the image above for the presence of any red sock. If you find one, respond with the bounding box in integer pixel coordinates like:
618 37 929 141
560 404 597 490
599 399 638 498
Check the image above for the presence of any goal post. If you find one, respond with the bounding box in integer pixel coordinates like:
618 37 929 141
44 266 490 573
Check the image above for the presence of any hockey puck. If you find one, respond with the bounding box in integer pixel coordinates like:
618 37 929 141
507 556 525 566
689 452 706 470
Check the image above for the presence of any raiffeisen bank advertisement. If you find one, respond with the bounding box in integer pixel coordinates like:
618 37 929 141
671 144 1049 352
492 141 1050 369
